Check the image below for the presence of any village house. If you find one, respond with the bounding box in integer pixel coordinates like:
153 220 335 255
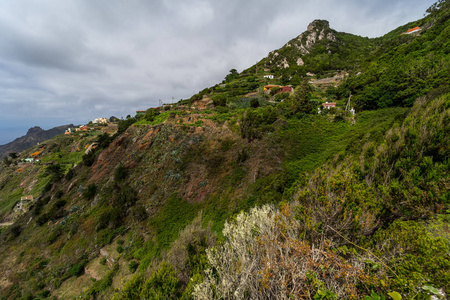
264 85 293 94
92 118 108 124
280 86 293 93
322 102 337 109
264 84 281 93
402 27 421 35
24 157 39 163
263 75 274 79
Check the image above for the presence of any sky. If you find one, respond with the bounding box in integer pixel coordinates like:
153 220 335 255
0 0 436 145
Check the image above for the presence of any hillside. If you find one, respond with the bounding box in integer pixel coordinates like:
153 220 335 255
0 125 74 158
0 2 449 299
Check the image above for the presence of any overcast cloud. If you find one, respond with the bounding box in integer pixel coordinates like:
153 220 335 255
0 0 436 144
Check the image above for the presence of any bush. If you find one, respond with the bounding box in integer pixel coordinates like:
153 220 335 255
250 98 260 108
82 151 96 166
83 183 97 200
128 260 139 273
193 205 368 299
100 257 107 266
140 262 181 299
10 225 22 238
68 257 88 277
114 163 128 182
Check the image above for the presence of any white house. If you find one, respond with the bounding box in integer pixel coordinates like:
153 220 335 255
263 75 274 79
93 118 108 124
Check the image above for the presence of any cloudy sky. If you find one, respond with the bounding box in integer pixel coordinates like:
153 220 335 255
0 0 436 144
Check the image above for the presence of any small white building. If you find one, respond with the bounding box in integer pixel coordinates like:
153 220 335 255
263 75 274 79
350 107 355 115
93 118 108 124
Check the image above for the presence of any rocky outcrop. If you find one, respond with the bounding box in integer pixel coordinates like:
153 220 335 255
264 19 337 69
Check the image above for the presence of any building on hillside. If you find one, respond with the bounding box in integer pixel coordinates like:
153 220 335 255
264 85 293 94
280 86 293 93
401 27 421 35
136 110 146 117
13 195 34 213
264 85 282 93
93 118 108 124
263 75 274 79
80 125 88 131
322 102 337 109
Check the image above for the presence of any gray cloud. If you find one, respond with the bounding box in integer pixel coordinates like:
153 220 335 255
0 0 436 144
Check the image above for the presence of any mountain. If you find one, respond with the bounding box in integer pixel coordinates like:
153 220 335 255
0 2 449 299
0 124 74 158
247 19 373 77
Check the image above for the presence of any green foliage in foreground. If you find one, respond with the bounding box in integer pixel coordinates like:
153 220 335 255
112 92 449 299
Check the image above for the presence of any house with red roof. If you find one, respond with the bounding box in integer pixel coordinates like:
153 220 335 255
322 102 336 109
401 27 421 35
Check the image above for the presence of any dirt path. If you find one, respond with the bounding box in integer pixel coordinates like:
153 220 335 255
0 222 13 226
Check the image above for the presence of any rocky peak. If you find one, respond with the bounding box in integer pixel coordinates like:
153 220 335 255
26 126 43 135
307 20 330 32
263 19 337 69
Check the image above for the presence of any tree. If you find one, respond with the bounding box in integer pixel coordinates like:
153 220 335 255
250 98 260 108
44 164 64 182
270 86 281 96
8 152 18 159
224 69 239 83
426 0 450 14
144 108 160 122
288 80 315 114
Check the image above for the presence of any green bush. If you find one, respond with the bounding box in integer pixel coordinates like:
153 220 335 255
100 257 107 266
83 183 97 200
140 262 181 299
68 257 88 277
128 260 139 273
114 163 128 182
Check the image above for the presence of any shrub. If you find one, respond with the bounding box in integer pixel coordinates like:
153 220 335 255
112 275 144 300
100 257 107 266
250 98 260 108
193 205 368 299
10 225 22 238
140 261 181 299
83 183 97 200
82 151 96 166
68 257 88 277
128 260 139 273
42 182 52 193
114 163 128 182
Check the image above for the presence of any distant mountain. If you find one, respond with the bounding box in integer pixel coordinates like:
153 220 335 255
0 124 74 157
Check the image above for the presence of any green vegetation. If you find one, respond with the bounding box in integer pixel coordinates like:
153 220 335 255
0 2 449 299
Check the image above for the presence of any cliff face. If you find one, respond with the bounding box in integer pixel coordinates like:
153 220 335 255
0 124 74 157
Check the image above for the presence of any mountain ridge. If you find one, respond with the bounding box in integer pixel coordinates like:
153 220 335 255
0 124 74 158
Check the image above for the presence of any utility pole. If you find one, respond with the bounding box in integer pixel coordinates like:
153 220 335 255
345 92 352 115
